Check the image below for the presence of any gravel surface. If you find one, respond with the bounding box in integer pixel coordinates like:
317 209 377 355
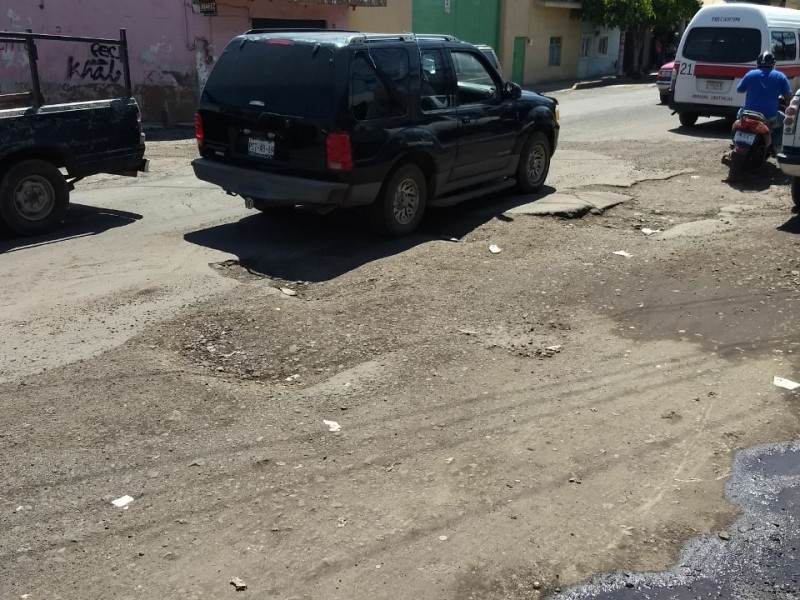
1 85 798 599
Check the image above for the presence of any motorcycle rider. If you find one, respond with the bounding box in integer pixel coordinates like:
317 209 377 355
736 51 792 151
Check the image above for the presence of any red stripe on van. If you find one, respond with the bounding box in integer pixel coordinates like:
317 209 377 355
694 64 748 79
694 64 800 79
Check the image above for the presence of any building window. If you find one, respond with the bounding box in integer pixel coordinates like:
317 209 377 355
581 37 591 58
548 37 562 67
598 36 609 56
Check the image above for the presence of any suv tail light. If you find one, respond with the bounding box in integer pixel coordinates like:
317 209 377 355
195 112 204 152
785 95 800 135
326 133 353 172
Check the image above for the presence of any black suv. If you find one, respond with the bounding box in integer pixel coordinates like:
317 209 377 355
192 31 559 236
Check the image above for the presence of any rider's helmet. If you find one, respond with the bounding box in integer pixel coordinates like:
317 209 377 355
757 51 776 69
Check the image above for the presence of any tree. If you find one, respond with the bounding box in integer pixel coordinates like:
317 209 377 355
582 0 700 73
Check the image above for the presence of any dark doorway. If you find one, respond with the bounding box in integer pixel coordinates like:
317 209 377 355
251 18 327 30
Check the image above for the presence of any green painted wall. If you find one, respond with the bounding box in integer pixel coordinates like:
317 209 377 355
412 0 501 49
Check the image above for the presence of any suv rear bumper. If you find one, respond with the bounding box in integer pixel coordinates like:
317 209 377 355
778 147 800 177
192 159 379 207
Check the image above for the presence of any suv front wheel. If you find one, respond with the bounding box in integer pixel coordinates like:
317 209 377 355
370 163 427 237
516 132 551 193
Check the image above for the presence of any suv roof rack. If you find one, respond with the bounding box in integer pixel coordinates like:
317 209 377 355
413 34 460 42
244 28 358 35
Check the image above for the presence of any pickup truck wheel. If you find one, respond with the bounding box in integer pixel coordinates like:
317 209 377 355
370 164 427 237
516 132 551 193
0 160 69 236
792 177 800 208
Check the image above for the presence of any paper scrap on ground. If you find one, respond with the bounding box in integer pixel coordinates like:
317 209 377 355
323 420 342 432
489 244 502 254
280 287 297 297
111 495 134 508
612 250 633 258
773 376 800 391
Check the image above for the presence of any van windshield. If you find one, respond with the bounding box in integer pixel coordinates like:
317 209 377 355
202 37 335 117
682 27 761 64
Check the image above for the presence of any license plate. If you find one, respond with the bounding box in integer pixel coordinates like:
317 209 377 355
248 138 275 158
734 131 756 145
706 80 724 91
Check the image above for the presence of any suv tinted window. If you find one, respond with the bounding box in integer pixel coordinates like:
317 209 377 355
421 49 452 111
451 51 498 104
682 27 761 64
351 47 410 121
202 38 335 117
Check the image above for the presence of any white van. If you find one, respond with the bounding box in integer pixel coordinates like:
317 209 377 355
670 3 800 127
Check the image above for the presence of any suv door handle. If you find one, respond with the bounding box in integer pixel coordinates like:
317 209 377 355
461 116 471 124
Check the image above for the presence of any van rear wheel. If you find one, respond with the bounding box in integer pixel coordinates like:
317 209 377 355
679 112 698 127
370 163 427 237
792 177 800 209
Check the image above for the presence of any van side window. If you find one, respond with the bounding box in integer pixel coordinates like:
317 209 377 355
772 31 797 61
450 51 498 105
420 50 452 112
351 48 410 121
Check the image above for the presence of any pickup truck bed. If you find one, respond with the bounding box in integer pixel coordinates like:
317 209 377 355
0 29 148 236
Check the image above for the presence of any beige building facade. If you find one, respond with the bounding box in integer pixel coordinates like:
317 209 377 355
349 0 618 85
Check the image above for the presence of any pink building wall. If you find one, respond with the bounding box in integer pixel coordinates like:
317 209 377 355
1 0 350 122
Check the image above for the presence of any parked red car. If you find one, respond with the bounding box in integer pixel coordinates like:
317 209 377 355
657 61 674 104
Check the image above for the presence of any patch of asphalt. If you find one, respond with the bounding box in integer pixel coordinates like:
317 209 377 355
505 192 632 218
551 440 800 599
651 219 736 240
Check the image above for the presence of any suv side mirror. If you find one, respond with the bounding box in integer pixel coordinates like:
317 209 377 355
503 81 522 100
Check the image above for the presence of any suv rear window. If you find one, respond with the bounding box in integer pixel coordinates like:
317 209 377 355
202 37 335 118
682 27 761 64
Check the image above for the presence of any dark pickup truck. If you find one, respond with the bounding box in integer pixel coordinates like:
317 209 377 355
0 29 148 236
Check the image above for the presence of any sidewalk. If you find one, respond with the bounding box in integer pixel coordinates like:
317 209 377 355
528 72 658 94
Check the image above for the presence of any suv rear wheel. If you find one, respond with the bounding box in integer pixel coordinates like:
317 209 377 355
516 132 551 193
370 163 427 237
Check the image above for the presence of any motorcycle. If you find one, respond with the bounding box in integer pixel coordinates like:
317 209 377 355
725 110 773 182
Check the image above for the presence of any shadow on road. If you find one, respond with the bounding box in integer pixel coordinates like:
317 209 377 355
0 204 142 254
183 186 555 283
726 161 790 192
143 127 195 142
778 213 800 234
669 118 731 140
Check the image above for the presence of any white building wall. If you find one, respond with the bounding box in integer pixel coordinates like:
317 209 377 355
578 23 621 79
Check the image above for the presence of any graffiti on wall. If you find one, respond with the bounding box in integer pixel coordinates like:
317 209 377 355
67 43 121 82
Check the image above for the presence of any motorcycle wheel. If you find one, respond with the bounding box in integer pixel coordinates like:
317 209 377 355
749 143 768 171
792 177 800 208
728 150 747 182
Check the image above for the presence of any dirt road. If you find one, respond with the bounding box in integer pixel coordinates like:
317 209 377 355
1 84 798 599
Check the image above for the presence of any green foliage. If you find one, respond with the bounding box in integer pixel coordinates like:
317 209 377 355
582 0 701 30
